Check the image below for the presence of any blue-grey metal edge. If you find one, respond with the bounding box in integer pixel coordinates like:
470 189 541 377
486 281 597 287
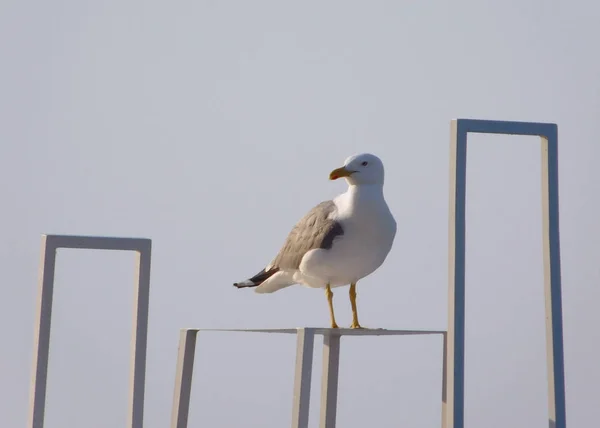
447 119 566 428
169 328 448 428
27 235 152 428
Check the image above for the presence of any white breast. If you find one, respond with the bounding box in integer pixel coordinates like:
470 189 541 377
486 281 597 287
298 185 397 288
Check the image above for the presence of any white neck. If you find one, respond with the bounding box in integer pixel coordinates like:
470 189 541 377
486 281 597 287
346 183 384 197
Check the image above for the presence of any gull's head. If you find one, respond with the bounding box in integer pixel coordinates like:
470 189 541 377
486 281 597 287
329 153 385 186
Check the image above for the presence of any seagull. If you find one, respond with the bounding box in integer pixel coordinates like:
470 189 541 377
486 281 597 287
233 153 397 329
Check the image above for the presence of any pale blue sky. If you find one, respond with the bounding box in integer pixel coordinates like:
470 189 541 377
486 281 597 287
1 1 599 427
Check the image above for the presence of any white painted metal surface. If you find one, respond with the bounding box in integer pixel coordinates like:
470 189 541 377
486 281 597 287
169 328 447 428
447 119 566 428
28 234 152 428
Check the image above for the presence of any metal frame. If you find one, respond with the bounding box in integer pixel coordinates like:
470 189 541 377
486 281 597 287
28 234 152 428
169 328 448 428
447 119 566 428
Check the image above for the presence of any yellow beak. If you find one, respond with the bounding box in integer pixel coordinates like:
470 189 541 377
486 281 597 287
329 166 354 180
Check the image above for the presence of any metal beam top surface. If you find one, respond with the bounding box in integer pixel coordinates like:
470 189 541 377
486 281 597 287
180 327 446 336
43 234 151 251
454 118 557 137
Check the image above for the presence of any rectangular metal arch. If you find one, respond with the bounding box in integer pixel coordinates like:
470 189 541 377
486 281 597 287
28 234 152 428
168 328 447 428
447 119 566 428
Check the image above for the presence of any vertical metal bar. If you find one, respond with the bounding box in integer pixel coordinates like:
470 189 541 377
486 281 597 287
441 332 448 428
319 333 341 428
129 243 152 428
447 119 467 428
170 330 199 428
291 328 315 428
28 236 57 428
540 128 567 428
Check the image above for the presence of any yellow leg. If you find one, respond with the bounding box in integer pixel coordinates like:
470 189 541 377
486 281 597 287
325 284 339 329
349 283 363 329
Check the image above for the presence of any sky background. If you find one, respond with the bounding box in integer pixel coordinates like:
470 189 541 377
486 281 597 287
1 1 599 427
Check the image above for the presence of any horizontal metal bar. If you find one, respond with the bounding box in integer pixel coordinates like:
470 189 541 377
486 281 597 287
179 327 446 336
455 118 557 137
43 234 151 252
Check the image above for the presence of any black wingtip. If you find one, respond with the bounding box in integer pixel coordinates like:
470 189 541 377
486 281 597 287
233 281 256 289
233 268 280 289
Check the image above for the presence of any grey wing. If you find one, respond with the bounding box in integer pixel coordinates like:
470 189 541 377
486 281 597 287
269 200 344 271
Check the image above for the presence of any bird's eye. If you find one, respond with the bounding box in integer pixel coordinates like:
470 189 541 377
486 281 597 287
361 161 368 166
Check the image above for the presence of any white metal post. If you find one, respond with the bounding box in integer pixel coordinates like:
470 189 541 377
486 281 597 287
319 333 341 428
170 329 198 428
291 328 316 428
